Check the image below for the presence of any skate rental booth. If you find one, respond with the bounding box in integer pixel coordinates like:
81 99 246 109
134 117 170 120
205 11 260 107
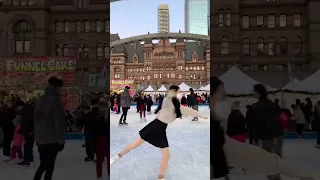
0 56 80 111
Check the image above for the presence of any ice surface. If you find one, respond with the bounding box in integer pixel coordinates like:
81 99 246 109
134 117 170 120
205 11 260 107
111 106 320 180
0 140 109 180
110 106 211 180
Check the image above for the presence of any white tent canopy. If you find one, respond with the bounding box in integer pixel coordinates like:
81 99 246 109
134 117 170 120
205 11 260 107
157 85 167 92
144 85 154 92
197 86 205 91
291 69 320 92
179 82 192 91
203 84 210 91
219 66 276 94
283 78 300 90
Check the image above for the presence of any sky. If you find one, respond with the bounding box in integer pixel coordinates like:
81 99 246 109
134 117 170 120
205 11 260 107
110 0 185 39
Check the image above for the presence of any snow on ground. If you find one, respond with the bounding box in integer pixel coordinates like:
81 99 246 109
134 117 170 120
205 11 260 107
110 106 211 180
0 140 109 180
111 106 320 180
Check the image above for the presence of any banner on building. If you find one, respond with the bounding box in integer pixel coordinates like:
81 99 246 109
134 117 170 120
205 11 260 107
0 56 76 89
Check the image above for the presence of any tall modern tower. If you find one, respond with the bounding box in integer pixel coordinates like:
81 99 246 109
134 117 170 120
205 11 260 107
185 0 209 35
158 4 170 33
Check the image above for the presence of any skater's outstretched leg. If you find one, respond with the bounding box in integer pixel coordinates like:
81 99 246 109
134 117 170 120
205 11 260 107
158 147 170 180
119 138 145 157
110 138 145 165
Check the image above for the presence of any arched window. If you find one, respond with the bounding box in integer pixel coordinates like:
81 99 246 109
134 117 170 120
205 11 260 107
104 44 109 59
21 0 27 6
12 0 19 6
77 45 83 59
84 20 90 32
114 68 120 79
226 9 231 26
295 36 302 55
83 44 89 59
96 20 101 32
192 53 197 62
14 20 31 53
243 38 250 55
64 21 69 32
104 20 109 32
279 37 287 55
133 56 138 63
268 38 275 56
218 9 224 26
221 37 229 55
55 45 62 56
257 38 264 56
63 45 68 56
55 21 60 33
75 21 81 32
96 43 103 59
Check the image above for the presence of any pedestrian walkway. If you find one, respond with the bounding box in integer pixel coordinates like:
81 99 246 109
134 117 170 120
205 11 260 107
0 140 108 180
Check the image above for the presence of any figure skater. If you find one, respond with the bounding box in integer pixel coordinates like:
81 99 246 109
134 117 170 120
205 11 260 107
110 85 208 180
211 77 315 180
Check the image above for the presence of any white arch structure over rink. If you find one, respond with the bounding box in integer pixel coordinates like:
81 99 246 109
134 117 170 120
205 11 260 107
110 32 210 47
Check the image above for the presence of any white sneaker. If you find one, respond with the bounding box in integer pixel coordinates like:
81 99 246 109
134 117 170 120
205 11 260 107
110 155 120 165
3 157 12 163
144 117 147 122
140 118 143 122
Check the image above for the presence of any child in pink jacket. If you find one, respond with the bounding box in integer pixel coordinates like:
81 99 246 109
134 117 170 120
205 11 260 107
8 115 24 163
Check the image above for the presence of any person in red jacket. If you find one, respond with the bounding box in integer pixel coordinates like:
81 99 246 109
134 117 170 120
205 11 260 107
95 97 110 180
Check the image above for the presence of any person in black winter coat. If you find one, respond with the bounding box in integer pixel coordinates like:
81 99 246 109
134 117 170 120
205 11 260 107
246 105 258 145
188 88 199 121
181 95 187 106
314 101 320 148
78 105 98 162
116 94 121 114
227 102 247 138
95 98 110 179
2 100 16 160
18 101 35 167
145 95 153 114
251 84 284 180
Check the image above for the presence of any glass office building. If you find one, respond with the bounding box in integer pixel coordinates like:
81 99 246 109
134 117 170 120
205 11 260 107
185 0 209 36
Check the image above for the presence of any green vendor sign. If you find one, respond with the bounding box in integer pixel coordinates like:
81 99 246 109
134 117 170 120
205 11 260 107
87 74 108 87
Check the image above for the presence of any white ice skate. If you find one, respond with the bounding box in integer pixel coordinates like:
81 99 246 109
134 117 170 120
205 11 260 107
140 118 143 122
110 155 120 165
144 117 147 122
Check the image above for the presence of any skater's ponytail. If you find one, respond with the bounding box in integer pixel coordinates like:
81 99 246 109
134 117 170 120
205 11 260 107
168 85 182 119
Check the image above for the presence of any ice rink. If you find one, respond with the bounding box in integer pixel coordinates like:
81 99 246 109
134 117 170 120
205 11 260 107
110 106 320 180
0 140 109 180
110 105 211 180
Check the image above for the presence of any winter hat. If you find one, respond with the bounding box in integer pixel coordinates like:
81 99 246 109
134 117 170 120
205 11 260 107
48 76 64 87
169 85 179 92
253 84 267 100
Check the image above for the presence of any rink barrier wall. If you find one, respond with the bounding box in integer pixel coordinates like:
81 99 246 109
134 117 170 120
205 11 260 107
64 132 318 140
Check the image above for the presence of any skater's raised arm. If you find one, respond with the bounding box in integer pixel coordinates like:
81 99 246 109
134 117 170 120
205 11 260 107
180 105 207 119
